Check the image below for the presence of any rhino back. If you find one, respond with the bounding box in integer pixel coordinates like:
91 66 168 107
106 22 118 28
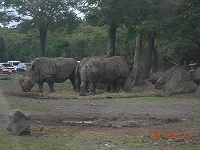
82 56 129 84
30 57 77 83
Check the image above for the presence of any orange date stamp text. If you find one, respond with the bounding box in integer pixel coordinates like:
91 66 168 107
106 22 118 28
150 131 186 139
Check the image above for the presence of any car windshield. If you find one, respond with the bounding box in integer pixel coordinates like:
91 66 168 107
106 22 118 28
13 62 20 66
2 64 12 67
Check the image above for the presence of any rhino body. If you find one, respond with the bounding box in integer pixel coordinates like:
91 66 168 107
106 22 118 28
75 56 100 92
79 56 133 96
19 57 78 92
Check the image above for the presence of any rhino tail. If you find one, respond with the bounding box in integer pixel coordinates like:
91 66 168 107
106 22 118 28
80 65 89 82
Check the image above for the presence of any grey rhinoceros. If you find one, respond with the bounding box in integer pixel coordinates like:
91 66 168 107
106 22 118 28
75 56 100 92
19 57 78 92
79 56 133 96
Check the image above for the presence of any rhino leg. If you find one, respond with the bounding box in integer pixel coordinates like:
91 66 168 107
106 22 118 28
38 83 43 93
79 81 88 96
75 78 81 92
69 76 76 90
109 83 116 93
91 82 97 95
106 84 111 92
116 78 126 92
115 85 121 93
46 78 55 92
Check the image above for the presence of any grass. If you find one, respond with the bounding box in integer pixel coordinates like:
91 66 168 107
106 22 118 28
104 93 200 102
0 126 199 150
8 104 53 111
0 96 54 112
171 120 200 127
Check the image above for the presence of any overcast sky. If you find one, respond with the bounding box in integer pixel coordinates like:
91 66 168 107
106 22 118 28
0 8 84 28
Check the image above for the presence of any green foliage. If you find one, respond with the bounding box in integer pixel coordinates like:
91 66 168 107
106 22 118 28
2 0 81 57
3 0 79 31
115 27 135 59
66 24 107 60
0 0 200 66
0 27 40 62
0 36 6 61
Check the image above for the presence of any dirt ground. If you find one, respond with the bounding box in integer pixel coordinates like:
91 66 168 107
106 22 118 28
0 74 200 149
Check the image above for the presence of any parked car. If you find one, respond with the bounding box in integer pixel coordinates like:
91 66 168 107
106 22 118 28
7 61 21 72
0 63 15 74
17 63 31 73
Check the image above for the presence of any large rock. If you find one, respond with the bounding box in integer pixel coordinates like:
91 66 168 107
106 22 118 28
149 72 163 84
195 85 200 95
7 109 30 136
193 67 200 85
193 67 200 95
164 69 197 96
155 67 177 90
155 67 198 96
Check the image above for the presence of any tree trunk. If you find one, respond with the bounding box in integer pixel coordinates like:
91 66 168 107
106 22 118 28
197 45 200 67
133 35 143 85
142 31 156 79
39 29 47 57
106 1 116 57
152 46 158 73
134 35 143 68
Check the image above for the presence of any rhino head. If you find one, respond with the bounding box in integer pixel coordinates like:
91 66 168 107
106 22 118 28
121 61 135 92
19 64 37 92
19 77 35 92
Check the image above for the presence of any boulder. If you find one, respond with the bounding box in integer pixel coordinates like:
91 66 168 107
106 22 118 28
155 67 177 90
155 67 198 96
195 85 200 95
193 67 200 95
164 69 197 96
193 67 200 85
149 72 163 84
7 109 30 136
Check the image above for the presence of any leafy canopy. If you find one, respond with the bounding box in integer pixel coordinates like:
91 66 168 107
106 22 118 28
3 0 80 32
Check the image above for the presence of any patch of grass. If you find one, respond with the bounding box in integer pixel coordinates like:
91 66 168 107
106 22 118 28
172 120 200 127
8 104 53 111
5 96 32 101
112 96 167 102
0 127 199 150
110 93 200 102
169 93 200 99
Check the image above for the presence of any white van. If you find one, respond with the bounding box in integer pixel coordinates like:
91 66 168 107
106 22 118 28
7 61 21 72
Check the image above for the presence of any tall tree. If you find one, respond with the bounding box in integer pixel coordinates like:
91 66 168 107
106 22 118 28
78 0 130 57
142 31 156 78
106 0 117 57
174 0 200 67
3 0 80 57
0 36 6 61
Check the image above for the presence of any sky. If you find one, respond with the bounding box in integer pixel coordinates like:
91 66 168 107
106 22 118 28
0 7 84 28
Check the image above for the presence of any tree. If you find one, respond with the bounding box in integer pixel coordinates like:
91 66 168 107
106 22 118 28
65 24 107 59
78 0 133 57
154 0 200 68
0 27 40 62
3 0 80 57
173 0 200 67
0 36 6 61
133 0 178 78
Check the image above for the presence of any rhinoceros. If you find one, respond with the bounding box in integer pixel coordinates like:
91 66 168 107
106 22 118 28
75 56 100 92
19 57 78 92
79 56 133 96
